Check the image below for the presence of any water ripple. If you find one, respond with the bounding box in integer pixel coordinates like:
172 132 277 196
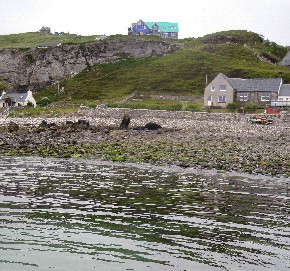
0 156 289 271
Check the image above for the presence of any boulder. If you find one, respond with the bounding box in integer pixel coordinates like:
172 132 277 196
144 122 162 130
7 121 19 133
120 114 130 130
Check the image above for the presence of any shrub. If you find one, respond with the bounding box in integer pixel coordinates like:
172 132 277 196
227 102 239 112
26 101 34 107
245 103 259 113
38 97 51 107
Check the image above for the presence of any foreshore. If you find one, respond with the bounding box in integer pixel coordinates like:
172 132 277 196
0 107 290 177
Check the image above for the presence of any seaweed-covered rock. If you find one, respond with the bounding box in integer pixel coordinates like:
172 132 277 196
144 122 162 130
120 114 130 130
7 121 19 133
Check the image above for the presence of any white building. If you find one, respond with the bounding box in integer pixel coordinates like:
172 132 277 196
0 90 37 108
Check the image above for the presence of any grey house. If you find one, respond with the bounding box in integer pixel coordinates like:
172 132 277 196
279 51 290 66
204 73 282 108
39 26 51 34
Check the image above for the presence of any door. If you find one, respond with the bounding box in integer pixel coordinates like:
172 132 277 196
207 96 213 106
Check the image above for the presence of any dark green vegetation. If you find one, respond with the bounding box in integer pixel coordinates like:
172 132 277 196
2 30 290 113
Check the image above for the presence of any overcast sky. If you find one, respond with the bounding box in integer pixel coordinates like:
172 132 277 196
0 0 289 46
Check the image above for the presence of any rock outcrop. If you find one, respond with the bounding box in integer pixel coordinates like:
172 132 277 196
0 39 182 91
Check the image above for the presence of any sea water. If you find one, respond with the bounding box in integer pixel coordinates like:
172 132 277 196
0 156 289 271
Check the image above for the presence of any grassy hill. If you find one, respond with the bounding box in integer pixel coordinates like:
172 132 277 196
1 30 290 112
0 32 96 49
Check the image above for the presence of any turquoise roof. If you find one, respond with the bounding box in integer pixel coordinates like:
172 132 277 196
145 22 179 33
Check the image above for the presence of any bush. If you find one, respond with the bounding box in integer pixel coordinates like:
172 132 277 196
26 101 34 107
38 97 51 107
227 102 239 112
245 103 259 113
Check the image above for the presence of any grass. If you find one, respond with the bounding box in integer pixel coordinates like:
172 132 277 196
0 32 97 49
8 105 79 118
108 99 204 111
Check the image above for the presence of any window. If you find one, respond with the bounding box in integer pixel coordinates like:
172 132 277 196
208 96 212 102
211 86 215 91
239 93 248 101
278 97 283 101
261 93 270 101
220 84 227 91
218 96 226 103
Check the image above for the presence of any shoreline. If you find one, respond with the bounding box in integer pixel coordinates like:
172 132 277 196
0 108 290 178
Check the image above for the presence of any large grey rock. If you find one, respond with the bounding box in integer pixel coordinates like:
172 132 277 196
0 39 182 91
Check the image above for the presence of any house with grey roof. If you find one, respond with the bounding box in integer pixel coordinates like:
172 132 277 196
271 84 290 107
0 90 37 108
204 73 282 108
279 51 290 66
39 26 51 34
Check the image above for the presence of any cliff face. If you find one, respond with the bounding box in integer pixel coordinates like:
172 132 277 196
0 39 182 91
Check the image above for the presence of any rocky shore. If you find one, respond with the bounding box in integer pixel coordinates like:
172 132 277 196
0 107 290 177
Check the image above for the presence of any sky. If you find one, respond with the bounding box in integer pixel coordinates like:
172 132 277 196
0 0 289 46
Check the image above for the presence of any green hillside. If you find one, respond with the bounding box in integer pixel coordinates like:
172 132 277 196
1 30 290 111
33 30 290 108
0 32 96 48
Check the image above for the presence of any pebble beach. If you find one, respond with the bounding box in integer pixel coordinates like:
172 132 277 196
0 107 290 177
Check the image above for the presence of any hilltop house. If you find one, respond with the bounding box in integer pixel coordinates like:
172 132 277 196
128 19 179 39
39 26 51 34
0 90 37 108
279 51 290 66
204 73 283 108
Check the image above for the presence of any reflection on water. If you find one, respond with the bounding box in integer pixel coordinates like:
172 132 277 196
0 156 289 271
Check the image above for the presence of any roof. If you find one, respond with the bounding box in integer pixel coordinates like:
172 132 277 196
0 92 28 103
279 84 290 96
40 26 51 31
280 51 290 66
145 22 179 33
220 73 282 93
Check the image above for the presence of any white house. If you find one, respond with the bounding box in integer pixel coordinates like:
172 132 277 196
0 90 37 108
271 84 290 107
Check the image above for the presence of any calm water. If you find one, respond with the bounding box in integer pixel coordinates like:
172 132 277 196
0 156 289 271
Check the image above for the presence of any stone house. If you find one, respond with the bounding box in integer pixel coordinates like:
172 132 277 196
0 90 37 108
204 73 282 108
39 26 51 34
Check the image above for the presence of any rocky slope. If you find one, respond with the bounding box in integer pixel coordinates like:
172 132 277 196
0 39 182 91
